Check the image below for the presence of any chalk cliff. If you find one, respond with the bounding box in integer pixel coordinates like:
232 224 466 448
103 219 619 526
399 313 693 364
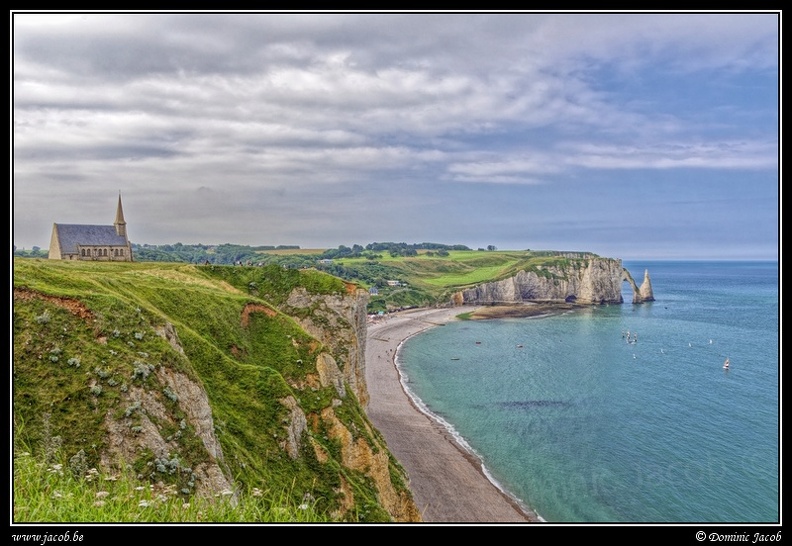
282 284 370 407
457 257 653 305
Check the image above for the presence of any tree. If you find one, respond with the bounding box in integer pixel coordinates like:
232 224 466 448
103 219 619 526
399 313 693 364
487 245 497 251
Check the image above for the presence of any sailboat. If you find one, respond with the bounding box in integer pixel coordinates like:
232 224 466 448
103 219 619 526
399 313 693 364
723 357 730 370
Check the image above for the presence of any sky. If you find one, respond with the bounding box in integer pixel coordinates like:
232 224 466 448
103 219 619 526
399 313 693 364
12 12 780 260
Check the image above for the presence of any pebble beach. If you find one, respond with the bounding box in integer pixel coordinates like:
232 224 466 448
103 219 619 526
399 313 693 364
364 306 540 523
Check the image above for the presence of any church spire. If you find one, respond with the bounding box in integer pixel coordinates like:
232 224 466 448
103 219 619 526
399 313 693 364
114 192 127 238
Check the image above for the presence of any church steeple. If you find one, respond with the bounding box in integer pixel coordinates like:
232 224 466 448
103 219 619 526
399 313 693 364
114 192 127 238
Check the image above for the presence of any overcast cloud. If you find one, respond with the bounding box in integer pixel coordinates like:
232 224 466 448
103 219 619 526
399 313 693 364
12 12 779 259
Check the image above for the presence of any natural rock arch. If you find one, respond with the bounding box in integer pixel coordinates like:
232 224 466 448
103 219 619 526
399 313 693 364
622 268 655 304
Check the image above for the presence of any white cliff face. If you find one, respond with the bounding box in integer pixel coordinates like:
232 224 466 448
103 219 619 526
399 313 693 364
284 287 370 406
459 258 626 305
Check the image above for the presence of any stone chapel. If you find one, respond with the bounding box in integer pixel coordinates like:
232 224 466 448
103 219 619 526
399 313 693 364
48 194 133 261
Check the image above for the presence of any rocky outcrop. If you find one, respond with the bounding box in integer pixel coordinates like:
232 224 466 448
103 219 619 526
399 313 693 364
156 367 225 464
315 352 347 398
319 406 422 522
279 395 308 460
621 268 655 303
639 269 655 302
283 286 370 406
458 258 655 306
102 367 234 499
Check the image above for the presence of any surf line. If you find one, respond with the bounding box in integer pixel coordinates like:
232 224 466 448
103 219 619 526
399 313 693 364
392 319 544 522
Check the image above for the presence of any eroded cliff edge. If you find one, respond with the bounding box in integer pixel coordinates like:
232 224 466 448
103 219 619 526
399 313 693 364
455 257 654 305
13 262 420 522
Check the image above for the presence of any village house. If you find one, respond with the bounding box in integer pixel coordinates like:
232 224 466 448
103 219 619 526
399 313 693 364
48 194 133 261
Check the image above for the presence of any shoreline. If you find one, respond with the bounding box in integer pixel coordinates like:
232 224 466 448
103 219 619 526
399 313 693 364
393 327 542 522
364 305 552 523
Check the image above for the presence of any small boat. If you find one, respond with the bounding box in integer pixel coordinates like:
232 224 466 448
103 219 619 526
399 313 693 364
451 357 460 361
723 357 730 370
475 341 482 345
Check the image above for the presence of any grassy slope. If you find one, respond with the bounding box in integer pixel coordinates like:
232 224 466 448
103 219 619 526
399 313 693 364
12 259 399 522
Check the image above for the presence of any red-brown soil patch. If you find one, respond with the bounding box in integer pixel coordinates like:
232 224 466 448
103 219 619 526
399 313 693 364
240 302 277 327
14 287 94 321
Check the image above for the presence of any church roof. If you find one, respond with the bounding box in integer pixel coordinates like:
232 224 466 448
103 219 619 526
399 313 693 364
53 224 128 254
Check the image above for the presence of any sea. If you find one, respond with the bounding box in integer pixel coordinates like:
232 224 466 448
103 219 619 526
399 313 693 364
396 260 780 523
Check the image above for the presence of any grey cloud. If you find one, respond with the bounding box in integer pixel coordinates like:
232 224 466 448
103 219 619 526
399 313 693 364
12 12 778 257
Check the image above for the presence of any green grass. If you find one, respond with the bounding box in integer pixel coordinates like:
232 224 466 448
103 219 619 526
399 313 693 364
422 263 519 287
13 446 329 523
13 258 413 522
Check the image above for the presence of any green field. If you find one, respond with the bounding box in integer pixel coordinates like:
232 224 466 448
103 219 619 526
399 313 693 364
335 250 580 289
421 263 519 286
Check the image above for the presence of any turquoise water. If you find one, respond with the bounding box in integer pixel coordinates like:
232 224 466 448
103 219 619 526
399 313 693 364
397 261 779 523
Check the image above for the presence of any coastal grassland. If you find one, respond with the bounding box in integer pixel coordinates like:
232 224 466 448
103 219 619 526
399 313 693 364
13 434 328 522
421 263 518 287
331 250 594 311
13 258 406 522
197 262 347 306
